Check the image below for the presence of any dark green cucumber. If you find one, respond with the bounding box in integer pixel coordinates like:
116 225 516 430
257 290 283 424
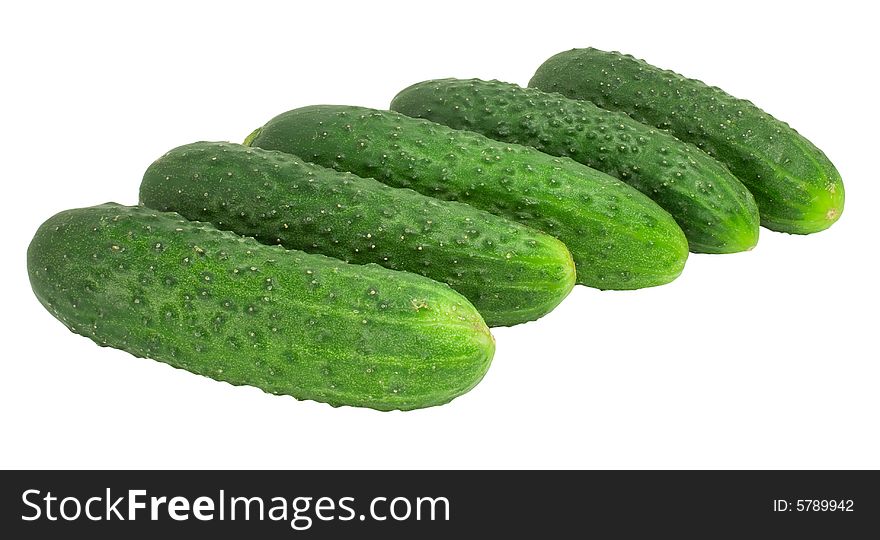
529 48 844 234
27 203 494 411
245 105 689 290
140 142 575 327
391 78 760 253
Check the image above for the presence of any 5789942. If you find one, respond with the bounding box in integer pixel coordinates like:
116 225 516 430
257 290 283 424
773 499 854 512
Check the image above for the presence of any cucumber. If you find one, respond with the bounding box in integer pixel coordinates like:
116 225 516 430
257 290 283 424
245 105 689 290
27 203 495 411
529 48 844 234
391 78 760 254
140 142 575 327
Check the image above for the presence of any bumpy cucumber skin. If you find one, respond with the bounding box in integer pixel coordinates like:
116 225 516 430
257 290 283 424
140 142 575 327
391 78 760 254
246 106 689 290
529 48 844 234
27 204 495 411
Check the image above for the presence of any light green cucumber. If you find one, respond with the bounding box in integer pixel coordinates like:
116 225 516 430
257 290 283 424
27 203 495 411
245 105 689 290
530 48 844 234
391 78 760 253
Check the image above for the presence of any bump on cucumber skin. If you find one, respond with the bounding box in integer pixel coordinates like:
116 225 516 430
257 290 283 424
27 204 495 411
391 78 760 254
246 105 689 290
140 142 575 327
529 48 845 235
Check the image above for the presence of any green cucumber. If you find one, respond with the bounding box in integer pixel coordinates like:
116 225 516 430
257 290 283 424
245 105 689 290
27 203 494 411
391 78 760 254
529 48 844 234
140 142 575 327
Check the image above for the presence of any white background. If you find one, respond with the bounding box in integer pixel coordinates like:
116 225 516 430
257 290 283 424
2 0 877 469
